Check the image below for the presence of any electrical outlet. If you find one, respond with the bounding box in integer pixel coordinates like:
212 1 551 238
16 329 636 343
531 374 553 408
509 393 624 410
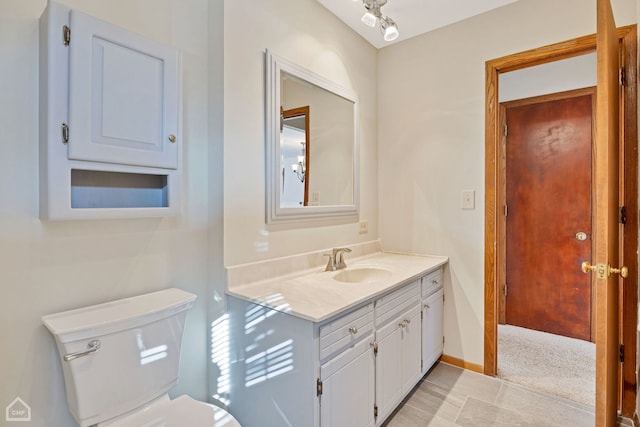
358 220 369 234
462 190 475 210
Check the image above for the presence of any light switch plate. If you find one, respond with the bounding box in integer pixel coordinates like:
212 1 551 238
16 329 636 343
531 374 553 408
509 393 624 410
358 220 369 234
462 190 475 210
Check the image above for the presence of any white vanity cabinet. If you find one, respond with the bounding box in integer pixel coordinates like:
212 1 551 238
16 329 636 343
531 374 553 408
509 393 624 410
39 1 182 219
319 303 375 427
373 281 422 424
421 269 445 374
226 263 446 427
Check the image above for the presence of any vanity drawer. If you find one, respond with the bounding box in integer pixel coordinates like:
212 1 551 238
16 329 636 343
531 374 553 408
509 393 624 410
319 303 374 360
374 280 420 326
422 268 443 298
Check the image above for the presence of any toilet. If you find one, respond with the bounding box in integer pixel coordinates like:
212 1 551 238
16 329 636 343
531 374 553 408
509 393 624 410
42 288 241 427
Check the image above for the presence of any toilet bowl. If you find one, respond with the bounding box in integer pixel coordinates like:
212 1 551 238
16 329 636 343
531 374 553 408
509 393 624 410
100 395 240 427
42 288 241 427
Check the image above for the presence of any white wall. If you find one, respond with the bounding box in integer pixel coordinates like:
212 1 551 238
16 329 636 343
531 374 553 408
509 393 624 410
378 0 637 366
0 1 215 425
223 0 379 266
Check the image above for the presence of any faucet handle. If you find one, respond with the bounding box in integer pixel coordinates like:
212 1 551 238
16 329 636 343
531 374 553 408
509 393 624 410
324 253 336 271
334 247 352 269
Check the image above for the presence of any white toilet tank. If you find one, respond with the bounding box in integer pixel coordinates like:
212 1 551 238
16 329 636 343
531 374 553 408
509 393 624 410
42 288 197 427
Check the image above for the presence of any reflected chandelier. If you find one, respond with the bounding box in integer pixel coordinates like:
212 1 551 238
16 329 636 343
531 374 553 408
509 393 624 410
358 0 399 42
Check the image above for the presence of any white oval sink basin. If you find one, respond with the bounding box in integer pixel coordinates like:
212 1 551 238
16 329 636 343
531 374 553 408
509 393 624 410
333 267 392 284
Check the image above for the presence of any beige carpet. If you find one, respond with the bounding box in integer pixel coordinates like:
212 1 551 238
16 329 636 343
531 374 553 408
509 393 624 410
497 324 595 407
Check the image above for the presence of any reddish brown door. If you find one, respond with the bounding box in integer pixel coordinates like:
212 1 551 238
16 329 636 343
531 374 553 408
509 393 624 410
505 92 593 341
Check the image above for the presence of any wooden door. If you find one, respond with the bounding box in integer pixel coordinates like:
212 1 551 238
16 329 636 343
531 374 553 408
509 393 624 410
593 0 622 424
68 9 180 169
505 93 593 341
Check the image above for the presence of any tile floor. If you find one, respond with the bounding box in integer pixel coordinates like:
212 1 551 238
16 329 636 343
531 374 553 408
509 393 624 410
383 362 632 427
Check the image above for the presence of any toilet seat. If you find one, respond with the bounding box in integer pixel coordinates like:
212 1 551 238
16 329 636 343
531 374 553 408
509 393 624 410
101 395 241 427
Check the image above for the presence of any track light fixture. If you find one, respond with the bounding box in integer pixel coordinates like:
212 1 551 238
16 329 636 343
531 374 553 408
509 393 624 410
358 0 399 42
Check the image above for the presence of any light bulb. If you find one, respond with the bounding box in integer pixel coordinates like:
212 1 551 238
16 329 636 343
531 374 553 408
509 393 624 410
381 17 399 41
383 24 398 41
361 11 377 27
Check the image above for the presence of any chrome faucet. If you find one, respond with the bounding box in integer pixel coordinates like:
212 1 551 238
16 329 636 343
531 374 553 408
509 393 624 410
324 247 352 271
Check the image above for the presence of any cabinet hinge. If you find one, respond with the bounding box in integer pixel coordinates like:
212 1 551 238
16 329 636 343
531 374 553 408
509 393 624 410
370 341 378 356
63 25 70 46
619 344 625 363
620 206 627 225
620 67 626 86
61 123 69 143
316 378 323 396
374 405 378 418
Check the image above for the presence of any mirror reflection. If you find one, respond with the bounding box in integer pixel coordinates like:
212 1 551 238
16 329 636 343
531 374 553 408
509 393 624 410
280 71 355 208
281 106 309 207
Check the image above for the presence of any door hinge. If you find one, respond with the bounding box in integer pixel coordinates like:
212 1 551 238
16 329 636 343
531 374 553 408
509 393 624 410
619 344 625 363
421 359 423 370
620 206 627 225
374 405 378 418
620 67 626 86
504 124 508 136
443 336 445 344
504 283 507 297
63 25 70 46
61 123 69 143
421 310 423 320
370 341 378 356
316 378 323 396
504 204 508 217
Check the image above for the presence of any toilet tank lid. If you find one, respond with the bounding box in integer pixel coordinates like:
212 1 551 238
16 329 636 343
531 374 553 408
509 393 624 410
42 288 197 343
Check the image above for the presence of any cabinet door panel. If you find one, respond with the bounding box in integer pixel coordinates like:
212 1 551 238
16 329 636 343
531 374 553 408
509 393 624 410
375 319 402 423
422 288 444 373
68 9 179 169
321 336 375 427
401 308 422 393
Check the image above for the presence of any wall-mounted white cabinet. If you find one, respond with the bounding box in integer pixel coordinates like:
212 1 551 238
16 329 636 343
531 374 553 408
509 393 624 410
227 266 444 427
39 1 182 220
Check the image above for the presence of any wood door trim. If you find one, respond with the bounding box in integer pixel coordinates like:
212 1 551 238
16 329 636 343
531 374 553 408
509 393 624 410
498 87 597 342
484 25 637 416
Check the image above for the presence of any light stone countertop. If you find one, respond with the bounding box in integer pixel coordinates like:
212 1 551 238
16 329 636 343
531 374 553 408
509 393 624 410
227 251 448 323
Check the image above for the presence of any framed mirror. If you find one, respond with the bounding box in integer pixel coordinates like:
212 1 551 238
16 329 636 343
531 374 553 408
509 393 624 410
265 50 360 224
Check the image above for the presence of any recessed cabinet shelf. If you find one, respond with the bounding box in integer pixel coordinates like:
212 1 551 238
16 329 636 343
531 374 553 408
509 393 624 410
39 1 182 220
70 170 168 209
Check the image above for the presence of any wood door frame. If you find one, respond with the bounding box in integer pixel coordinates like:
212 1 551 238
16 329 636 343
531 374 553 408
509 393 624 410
498 87 597 343
484 25 638 416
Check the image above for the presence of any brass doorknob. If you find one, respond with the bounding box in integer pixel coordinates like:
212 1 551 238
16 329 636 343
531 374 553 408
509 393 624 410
582 261 628 278
581 261 596 273
610 266 629 278
168 134 177 143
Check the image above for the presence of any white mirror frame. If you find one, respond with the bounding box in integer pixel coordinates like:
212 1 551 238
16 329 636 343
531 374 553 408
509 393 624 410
265 50 360 225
